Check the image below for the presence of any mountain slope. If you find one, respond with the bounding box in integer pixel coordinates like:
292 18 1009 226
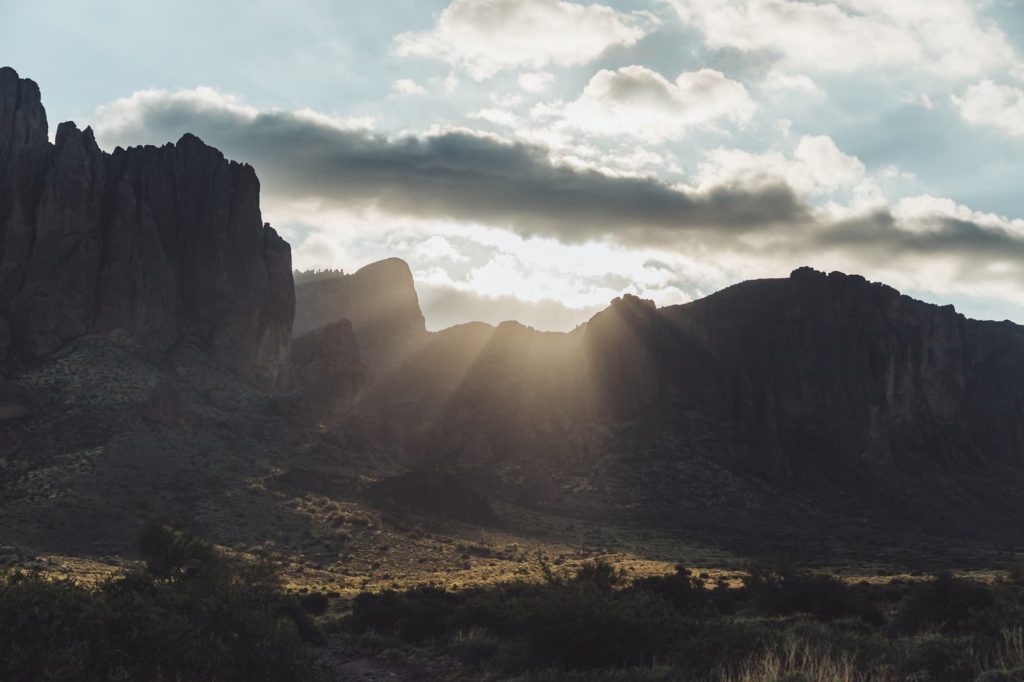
293 258 1024 552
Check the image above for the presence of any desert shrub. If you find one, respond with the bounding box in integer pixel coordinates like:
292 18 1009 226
739 561 884 624
898 633 976 680
0 521 316 681
718 635 895 682
137 515 220 580
299 590 330 615
978 670 1024 682
352 570 679 671
450 627 501 666
633 564 709 612
571 559 626 591
347 558 1024 679
893 571 997 635
503 577 678 670
352 586 465 642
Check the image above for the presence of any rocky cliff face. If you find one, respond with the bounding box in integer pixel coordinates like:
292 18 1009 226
293 258 425 369
585 267 1024 480
0 67 293 389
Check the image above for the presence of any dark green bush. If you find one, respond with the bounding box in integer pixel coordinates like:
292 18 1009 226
894 571 998 635
299 590 330 615
0 520 316 681
571 559 626 591
633 564 709 612
899 633 976 680
346 558 1024 679
137 515 221 580
738 560 884 624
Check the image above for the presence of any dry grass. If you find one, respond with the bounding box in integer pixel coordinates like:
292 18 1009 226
719 640 893 682
982 627 1024 673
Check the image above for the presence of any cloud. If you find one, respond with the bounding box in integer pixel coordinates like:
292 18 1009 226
418 283 604 331
469 107 521 127
675 0 1022 80
394 0 652 79
391 78 428 96
90 86 1024 325
546 66 756 142
92 86 807 245
518 71 555 93
954 80 1024 137
277 205 699 331
695 135 880 210
761 72 822 98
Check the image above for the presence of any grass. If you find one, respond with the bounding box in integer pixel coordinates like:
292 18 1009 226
719 640 889 682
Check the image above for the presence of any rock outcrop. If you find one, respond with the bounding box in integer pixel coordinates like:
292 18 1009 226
585 267 1024 479
293 258 425 368
0 67 293 389
296 259 1024 489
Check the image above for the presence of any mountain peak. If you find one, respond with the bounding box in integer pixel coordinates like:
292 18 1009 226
0 68 294 389
293 257 426 367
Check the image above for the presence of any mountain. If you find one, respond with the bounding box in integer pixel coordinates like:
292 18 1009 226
294 258 1024 550
588 266 1024 478
295 260 1024 475
4 64 1024 569
0 67 293 389
293 258 425 369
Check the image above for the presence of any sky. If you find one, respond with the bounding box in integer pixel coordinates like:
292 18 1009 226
3 0 1024 331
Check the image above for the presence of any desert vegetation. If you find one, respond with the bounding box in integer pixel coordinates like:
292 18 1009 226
7 517 1024 680
0 518 320 681
345 558 1024 681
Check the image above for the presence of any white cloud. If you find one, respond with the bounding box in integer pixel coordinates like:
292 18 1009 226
291 108 376 131
695 135 883 210
893 194 1024 237
550 65 755 142
518 71 555 93
93 86 258 141
676 0 1022 80
900 92 935 110
469 107 521 127
761 72 822 97
954 80 1024 137
394 0 652 80
391 78 428 96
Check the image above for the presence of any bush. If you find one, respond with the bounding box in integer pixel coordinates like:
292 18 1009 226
346 559 1024 679
739 561 884 624
571 559 626 591
893 572 997 635
137 515 220 581
299 590 330 615
633 564 709 612
899 633 976 680
0 521 316 681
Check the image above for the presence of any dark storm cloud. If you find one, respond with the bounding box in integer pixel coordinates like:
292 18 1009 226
818 213 1024 260
94 96 810 244
93 91 1024 282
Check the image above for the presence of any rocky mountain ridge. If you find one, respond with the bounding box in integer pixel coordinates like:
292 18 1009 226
0 67 294 389
295 259 1024 493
